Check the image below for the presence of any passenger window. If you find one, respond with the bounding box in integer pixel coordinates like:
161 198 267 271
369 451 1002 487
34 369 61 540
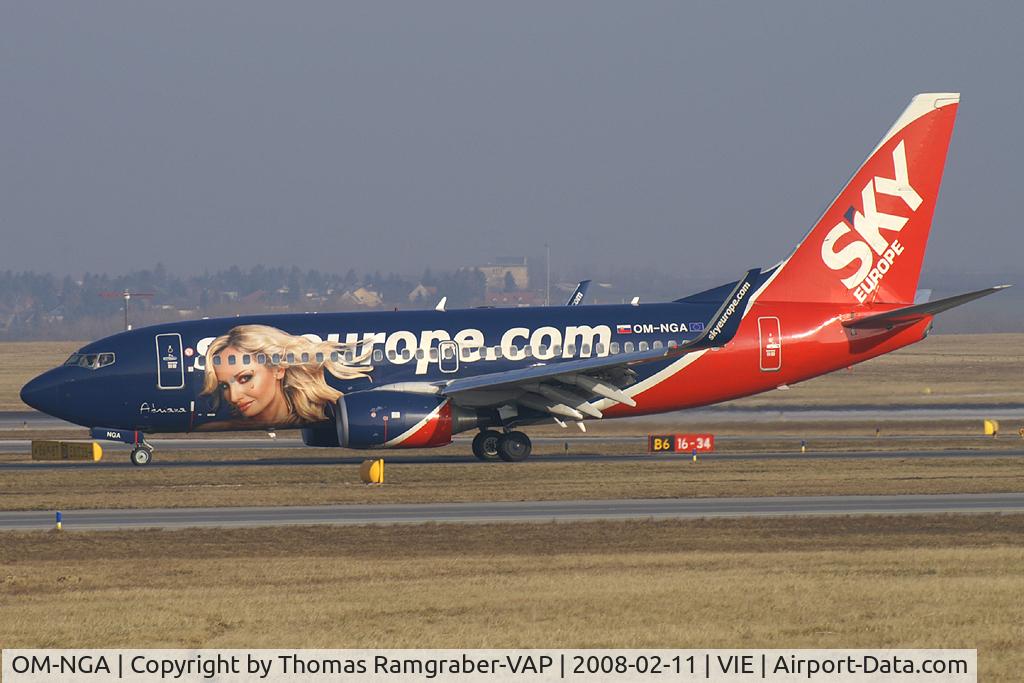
242 354 251 365
523 346 532 358
429 348 438 361
537 345 548 356
373 349 383 362
286 353 295 364
610 342 620 354
401 349 411 360
653 341 663 349
330 351 339 362
213 356 221 366
228 355 237 365
257 353 267 364
343 351 353 363
667 340 678 348
315 352 324 363
551 344 561 356
639 341 649 352
624 342 634 353
301 352 310 364
272 353 281 364
493 346 503 359
595 343 605 355
566 344 576 356
197 356 206 368
415 349 424 360
581 344 591 356
461 347 472 359
387 350 397 361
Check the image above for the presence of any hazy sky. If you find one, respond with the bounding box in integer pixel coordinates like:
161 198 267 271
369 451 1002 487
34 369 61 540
3 2 1022 280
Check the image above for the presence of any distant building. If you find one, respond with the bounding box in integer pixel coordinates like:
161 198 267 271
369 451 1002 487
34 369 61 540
341 287 383 307
479 256 529 291
408 283 438 303
486 290 543 307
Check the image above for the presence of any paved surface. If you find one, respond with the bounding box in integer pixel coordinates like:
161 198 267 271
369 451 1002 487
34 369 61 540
2 493 1022 531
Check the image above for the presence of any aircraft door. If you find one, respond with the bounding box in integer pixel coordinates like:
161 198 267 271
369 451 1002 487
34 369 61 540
758 317 782 371
155 333 186 389
438 340 459 373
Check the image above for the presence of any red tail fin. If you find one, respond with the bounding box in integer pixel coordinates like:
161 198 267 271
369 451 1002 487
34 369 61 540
759 93 960 305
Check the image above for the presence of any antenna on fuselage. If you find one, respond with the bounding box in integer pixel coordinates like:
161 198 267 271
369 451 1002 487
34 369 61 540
435 296 447 312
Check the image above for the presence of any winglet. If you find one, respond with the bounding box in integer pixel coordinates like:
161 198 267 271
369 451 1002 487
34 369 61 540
565 280 591 306
681 268 760 350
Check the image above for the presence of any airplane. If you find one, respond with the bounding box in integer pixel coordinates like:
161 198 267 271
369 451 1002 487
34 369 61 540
21 93 1008 465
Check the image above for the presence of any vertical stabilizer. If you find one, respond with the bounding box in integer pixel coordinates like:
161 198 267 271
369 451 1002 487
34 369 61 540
758 93 960 305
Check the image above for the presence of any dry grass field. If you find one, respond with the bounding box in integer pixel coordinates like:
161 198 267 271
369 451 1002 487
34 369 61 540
1 516 1022 680
0 340 81 410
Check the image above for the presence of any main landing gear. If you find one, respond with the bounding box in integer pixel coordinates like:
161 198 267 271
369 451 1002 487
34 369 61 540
472 429 532 462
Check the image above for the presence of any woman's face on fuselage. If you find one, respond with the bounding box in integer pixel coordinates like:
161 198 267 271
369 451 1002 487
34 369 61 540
211 346 287 422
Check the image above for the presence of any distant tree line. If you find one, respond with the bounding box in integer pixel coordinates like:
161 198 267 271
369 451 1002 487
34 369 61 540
0 265 487 340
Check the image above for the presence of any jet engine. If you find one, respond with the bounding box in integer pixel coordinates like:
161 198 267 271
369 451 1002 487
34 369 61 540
335 390 483 449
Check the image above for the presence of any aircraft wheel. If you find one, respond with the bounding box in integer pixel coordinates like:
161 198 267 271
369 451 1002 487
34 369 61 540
496 431 532 462
472 430 502 460
130 446 153 466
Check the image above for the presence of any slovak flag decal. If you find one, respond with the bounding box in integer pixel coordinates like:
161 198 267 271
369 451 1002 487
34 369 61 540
616 324 633 334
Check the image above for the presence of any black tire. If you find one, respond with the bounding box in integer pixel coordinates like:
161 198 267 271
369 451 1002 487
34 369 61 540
496 431 532 462
130 447 152 466
472 430 502 460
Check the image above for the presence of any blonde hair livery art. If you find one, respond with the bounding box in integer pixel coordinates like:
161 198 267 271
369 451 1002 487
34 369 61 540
201 324 370 424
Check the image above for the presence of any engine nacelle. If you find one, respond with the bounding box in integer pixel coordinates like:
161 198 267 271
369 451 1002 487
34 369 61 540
337 390 481 449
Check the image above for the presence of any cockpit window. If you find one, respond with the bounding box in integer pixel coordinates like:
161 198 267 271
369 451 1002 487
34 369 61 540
64 352 115 370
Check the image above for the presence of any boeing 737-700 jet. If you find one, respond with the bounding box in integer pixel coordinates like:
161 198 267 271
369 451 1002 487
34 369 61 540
21 93 1007 465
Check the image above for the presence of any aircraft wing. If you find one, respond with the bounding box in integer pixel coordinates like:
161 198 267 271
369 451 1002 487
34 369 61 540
438 269 760 420
842 285 1010 330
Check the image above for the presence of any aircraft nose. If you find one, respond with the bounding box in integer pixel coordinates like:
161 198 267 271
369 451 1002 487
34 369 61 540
20 369 63 417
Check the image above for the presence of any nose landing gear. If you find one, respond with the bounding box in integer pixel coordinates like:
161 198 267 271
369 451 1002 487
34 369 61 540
129 444 154 466
89 428 155 466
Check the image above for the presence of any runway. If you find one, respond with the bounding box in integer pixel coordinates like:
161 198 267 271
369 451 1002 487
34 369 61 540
1 492 1022 531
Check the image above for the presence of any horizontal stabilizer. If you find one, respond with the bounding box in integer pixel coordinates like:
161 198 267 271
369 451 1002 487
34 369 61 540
842 285 1011 330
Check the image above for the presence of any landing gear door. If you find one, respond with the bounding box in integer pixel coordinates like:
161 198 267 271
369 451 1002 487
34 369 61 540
758 317 782 372
438 340 459 373
155 333 185 389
